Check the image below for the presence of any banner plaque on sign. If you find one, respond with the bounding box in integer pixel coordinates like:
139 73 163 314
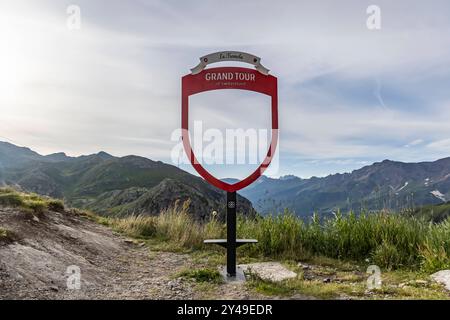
181 51 278 278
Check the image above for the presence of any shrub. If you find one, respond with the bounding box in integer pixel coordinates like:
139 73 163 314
111 215 157 238
0 228 16 242
0 187 67 214
0 192 24 207
238 210 307 259
0 187 16 194
23 199 47 214
87 200 223 249
47 199 65 212
419 219 450 272
179 268 223 284
155 200 205 249
371 241 403 270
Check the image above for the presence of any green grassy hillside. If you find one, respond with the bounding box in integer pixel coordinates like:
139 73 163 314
410 202 450 223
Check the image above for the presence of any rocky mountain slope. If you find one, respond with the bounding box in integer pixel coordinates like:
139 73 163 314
239 158 450 217
0 142 254 220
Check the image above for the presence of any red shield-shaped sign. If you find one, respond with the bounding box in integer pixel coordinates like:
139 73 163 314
181 66 278 192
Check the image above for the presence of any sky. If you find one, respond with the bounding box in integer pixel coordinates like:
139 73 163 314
1 0 450 179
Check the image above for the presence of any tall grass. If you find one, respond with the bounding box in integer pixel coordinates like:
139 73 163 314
419 219 450 272
4 187 448 272
238 209 306 259
111 215 157 238
107 200 225 249
238 211 439 271
109 202 450 272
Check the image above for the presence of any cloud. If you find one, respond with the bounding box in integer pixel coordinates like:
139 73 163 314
427 139 450 151
0 0 449 178
404 139 424 148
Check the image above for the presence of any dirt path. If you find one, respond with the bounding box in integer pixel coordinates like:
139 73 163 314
0 207 268 300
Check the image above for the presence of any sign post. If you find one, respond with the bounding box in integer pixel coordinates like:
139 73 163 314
181 51 278 278
226 191 237 277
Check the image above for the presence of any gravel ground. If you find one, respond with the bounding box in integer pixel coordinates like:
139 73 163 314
0 207 270 300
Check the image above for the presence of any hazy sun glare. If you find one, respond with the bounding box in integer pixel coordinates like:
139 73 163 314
0 13 43 105
0 19 23 103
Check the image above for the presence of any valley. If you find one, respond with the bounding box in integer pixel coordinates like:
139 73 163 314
239 159 450 217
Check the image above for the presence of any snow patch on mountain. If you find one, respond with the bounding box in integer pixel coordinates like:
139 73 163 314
397 182 408 192
431 190 447 202
391 182 409 195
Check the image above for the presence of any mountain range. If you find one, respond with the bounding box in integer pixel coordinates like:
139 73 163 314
0 141 254 220
238 158 450 217
1 141 449 219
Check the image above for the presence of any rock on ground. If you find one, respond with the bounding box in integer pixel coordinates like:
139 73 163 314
431 270 450 291
239 262 297 282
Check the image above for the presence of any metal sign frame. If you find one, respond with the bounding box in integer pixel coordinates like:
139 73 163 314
181 52 278 277
182 67 278 192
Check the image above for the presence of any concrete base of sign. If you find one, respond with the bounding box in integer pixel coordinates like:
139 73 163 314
239 262 298 282
219 266 247 283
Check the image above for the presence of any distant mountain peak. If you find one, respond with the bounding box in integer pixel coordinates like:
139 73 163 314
0 141 38 155
279 175 300 181
45 152 69 160
96 151 114 159
0 140 42 167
